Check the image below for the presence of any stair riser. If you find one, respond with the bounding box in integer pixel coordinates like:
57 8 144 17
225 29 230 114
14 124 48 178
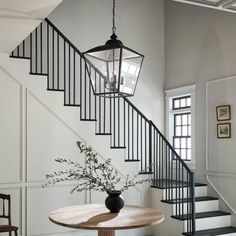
163 186 207 199
184 215 231 231
173 200 219 215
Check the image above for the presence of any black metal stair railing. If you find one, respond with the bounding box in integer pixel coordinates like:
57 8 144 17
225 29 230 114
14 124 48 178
10 18 195 235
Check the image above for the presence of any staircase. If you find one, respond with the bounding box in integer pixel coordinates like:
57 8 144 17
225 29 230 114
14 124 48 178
9 18 236 236
152 181 236 235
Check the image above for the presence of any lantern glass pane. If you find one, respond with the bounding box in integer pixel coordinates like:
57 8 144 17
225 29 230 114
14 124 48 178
120 48 143 95
84 48 121 95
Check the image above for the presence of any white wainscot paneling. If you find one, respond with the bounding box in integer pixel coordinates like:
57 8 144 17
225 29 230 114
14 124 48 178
26 91 85 182
207 77 236 173
0 187 21 236
0 69 21 183
27 185 87 236
208 174 236 212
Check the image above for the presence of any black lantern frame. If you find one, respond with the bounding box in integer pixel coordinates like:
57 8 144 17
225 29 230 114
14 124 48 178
82 0 144 98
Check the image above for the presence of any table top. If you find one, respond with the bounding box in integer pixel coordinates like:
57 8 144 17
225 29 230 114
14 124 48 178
49 204 164 231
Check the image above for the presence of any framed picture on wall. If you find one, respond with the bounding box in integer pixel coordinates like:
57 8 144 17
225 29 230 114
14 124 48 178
216 105 231 121
217 123 231 138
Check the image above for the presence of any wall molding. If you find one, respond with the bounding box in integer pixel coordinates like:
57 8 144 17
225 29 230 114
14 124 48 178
27 90 85 143
207 175 236 214
0 65 23 184
206 75 236 174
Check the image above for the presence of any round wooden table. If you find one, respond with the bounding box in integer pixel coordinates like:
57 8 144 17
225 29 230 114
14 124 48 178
49 204 164 236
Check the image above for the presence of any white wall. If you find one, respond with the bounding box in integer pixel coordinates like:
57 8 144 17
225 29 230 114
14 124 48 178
165 0 236 214
206 76 236 214
0 0 165 235
165 0 236 181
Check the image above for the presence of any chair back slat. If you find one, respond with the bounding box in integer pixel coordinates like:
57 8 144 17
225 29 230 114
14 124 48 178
0 193 18 234
0 193 11 224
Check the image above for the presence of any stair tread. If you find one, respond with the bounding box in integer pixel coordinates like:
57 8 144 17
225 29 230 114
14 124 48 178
162 196 218 204
183 227 236 235
173 211 231 220
152 179 207 189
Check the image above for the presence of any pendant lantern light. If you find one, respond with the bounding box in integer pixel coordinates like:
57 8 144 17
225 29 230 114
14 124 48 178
83 0 144 97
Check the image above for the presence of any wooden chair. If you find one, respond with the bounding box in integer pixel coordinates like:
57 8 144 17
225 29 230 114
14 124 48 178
0 193 18 236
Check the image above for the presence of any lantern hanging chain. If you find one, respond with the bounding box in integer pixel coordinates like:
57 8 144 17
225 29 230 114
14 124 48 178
112 0 116 34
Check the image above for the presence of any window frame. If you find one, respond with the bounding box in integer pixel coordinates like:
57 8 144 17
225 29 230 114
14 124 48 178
165 85 196 169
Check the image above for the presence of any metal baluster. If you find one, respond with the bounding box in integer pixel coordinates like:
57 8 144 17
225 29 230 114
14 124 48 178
89 66 91 118
98 76 101 131
182 165 184 217
132 108 134 159
35 26 38 74
40 22 43 74
113 96 116 147
69 46 71 105
80 57 82 119
57 33 59 90
104 95 106 134
30 33 32 73
167 146 170 201
73 50 75 104
171 151 174 201
84 60 87 117
94 73 97 120
145 121 147 168
109 94 112 134
118 97 120 146
64 40 66 104
154 130 156 181
150 121 153 172
127 104 130 160
140 118 143 169
47 25 49 89
17 46 19 57
175 157 178 215
23 40 25 58
52 29 54 89
124 99 126 147
190 172 195 235
137 114 139 163
165 143 168 192
158 134 161 186
161 138 164 188
178 160 181 218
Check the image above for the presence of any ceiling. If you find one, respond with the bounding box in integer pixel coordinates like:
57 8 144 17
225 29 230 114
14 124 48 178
173 0 236 13
0 0 62 53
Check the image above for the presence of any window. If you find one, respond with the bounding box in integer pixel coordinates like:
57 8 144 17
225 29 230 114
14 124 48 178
172 96 191 160
165 85 195 164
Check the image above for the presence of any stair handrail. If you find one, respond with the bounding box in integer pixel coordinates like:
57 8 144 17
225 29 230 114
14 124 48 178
43 17 189 173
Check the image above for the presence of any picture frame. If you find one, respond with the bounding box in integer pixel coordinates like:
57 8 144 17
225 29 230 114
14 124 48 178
217 123 231 139
216 105 231 121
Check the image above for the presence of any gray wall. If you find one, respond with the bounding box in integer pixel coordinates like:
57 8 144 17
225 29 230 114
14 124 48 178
165 0 236 181
49 0 165 128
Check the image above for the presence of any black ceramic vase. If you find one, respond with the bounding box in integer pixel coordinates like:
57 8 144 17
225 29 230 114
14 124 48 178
105 190 124 213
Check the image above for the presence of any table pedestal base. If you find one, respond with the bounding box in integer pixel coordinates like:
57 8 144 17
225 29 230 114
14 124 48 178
98 230 115 236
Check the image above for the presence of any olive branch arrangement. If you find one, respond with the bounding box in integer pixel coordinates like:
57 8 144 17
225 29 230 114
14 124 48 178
43 141 152 193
